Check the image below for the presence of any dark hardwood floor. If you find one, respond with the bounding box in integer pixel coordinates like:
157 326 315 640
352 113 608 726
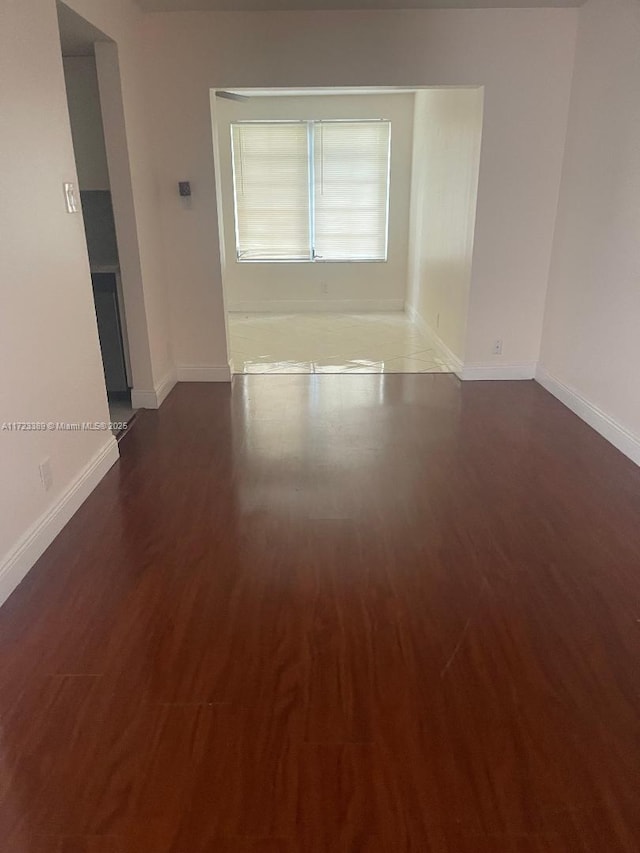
1 375 640 852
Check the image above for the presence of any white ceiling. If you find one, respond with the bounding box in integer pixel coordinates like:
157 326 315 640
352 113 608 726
138 0 583 11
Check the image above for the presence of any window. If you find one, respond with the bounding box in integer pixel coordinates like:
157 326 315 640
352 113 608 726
231 120 391 262
231 122 310 261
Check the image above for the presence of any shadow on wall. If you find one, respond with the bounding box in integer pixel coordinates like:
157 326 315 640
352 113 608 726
406 87 484 366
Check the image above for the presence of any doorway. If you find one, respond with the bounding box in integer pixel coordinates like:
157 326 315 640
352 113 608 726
57 3 136 436
211 87 484 377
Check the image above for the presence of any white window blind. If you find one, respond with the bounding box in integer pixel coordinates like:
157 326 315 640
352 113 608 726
313 121 390 261
231 122 310 261
230 120 391 262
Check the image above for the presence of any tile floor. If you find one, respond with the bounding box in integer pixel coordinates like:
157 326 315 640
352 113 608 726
228 312 453 374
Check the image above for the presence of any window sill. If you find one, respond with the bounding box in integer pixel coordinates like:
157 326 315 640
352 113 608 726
236 258 389 265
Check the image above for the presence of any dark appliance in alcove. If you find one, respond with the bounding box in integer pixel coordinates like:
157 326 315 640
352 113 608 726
91 272 128 394
81 190 130 396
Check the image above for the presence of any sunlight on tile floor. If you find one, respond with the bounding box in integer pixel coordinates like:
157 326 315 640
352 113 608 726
228 312 453 374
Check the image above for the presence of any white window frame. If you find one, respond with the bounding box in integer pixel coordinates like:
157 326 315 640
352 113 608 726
230 119 391 264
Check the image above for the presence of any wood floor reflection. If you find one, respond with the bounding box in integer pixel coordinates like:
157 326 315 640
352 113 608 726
1 376 640 852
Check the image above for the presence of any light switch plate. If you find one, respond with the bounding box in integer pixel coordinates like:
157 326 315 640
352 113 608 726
64 182 79 213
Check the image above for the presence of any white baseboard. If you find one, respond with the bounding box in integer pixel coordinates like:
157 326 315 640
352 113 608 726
461 362 537 381
536 366 640 467
130 388 156 409
227 299 404 314
177 365 232 382
405 305 464 376
131 368 177 409
405 306 538 382
155 369 177 406
0 437 120 608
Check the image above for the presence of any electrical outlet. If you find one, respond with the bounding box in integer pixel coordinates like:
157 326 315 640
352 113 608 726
320 281 328 295
493 339 503 356
39 458 53 492
436 313 440 329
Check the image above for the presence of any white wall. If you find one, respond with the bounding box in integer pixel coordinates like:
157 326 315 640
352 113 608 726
0 0 116 597
538 0 640 463
141 9 577 373
215 92 414 313
63 56 110 191
0 0 173 605
406 87 483 364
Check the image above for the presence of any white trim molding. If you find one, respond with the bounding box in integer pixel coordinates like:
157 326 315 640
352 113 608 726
405 307 539 382
404 305 464 376
536 366 640 467
424 327 464 377
155 369 178 406
130 387 157 409
0 437 120 608
227 299 404 314
177 365 232 382
461 362 537 381
131 368 177 409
